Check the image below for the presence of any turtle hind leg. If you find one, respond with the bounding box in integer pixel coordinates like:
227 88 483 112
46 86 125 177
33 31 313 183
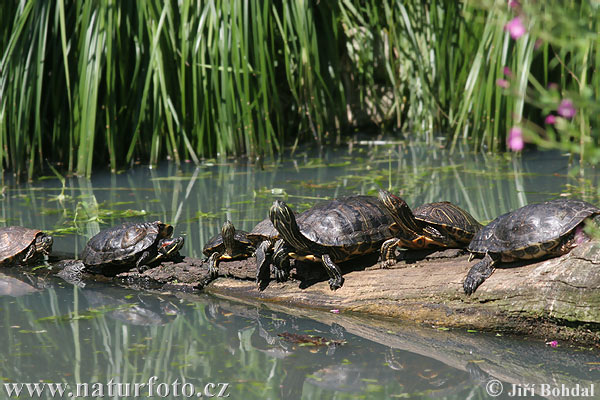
463 253 497 295
321 253 344 290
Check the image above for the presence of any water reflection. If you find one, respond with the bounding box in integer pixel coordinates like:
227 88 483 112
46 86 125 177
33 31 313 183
2 270 597 399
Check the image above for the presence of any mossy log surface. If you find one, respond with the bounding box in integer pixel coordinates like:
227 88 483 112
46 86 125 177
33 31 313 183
62 242 600 345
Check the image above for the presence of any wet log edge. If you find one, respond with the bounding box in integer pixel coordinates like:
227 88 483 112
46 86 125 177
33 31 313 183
106 243 600 346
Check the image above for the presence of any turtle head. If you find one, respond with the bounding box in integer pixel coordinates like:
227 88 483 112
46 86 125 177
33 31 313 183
377 190 420 233
270 200 303 247
221 220 237 255
157 236 184 258
34 233 53 256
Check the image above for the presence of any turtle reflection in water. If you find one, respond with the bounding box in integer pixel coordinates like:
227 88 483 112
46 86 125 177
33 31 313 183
0 226 53 266
464 198 600 295
81 221 184 276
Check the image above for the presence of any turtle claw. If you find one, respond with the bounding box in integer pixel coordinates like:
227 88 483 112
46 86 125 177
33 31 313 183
274 266 289 282
328 276 344 291
381 259 396 269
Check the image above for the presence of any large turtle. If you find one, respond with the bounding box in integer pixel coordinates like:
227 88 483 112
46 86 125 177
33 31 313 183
81 221 184 275
377 190 482 267
463 198 600 295
0 226 53 266
269 196 400 290
203 220 255 278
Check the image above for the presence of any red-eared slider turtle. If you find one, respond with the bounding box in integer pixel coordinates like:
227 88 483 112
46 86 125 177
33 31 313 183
0 226 53 266
247 218 286 285
81 221 184 275
378 190 482 267
203 218 293 284
463 198 600 295
202 220 255 278
269 196 400 290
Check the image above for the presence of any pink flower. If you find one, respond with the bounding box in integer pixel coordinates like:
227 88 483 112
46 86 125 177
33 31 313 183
503 67 513 77
546 340 558 348
557 99 576 119
544 115 556 125
507 127 524 151
505 17 526 39
330 309 340 314
508 0 520 8
496 79 510 89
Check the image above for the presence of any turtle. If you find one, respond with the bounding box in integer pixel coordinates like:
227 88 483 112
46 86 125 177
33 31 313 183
81 221 184 275
247 218 287 285
0 226 53 266
463 198 600 295
202 220 255 278
269 195 400 290
377 190 482 267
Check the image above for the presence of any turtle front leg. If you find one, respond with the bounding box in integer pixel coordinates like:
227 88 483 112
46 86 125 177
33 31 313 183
135 250 153 272
271 239 291 283
207 252 221 279
321 254 344 290
380 238 400 268
463 253 497 295
255 240 273 285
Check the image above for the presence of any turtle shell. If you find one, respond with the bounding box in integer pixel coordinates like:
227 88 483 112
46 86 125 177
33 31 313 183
468 198 600 259
247 218 279 242
290 195 398 258
0 226 53 265
413 201 482 244
82 221 172 267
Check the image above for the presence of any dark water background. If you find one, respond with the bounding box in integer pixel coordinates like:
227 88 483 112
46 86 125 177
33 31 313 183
1 144 599 399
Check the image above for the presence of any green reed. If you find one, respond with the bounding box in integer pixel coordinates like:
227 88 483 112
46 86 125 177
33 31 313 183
0 1 598 179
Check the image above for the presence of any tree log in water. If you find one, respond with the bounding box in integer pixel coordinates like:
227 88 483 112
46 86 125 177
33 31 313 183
99 242 600 345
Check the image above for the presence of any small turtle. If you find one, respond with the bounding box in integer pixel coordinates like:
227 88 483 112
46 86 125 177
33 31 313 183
269 196 399 290
0 226 53 266
202 220 255 278
378 190 482 267
247 218 287 285
81 221 184 275
464 198 600 295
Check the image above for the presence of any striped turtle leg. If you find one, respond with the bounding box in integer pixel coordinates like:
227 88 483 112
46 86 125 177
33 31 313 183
207 252 222 279
463 253 498 295
272 239 291 283
321 253 344 290
380 238 401 268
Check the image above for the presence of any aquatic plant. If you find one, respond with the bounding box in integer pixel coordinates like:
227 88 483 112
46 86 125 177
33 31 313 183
0 1 598 179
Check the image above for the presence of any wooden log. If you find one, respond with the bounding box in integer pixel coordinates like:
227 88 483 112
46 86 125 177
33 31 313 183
55 242 600 345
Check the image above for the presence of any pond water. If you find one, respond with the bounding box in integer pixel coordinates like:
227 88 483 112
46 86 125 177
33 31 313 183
1 144 599 399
